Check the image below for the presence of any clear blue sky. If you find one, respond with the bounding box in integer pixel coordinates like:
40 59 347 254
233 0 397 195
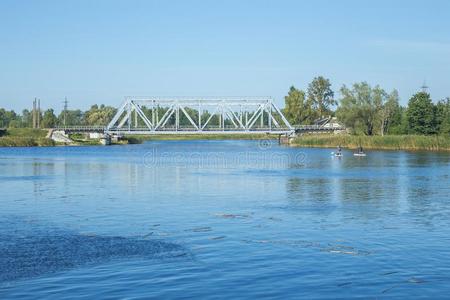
1 0 449 112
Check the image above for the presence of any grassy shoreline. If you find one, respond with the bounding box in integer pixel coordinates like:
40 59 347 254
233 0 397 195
290 134 450 151
0 129 277 147
0 128 55 147
1 128 448 151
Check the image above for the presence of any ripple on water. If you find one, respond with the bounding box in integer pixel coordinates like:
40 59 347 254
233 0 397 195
0 217 188 283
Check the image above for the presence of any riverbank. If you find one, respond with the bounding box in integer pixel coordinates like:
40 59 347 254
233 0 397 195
0 129 277 147
0 128 55 147
291 134 450 151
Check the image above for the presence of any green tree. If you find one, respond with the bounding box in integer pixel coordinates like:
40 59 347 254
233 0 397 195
21 109 33 127
0 109 19 128
435 98 450 134
336 82 387 135
307 76 335 118
58 109 84 126
42 109 58 128
84 105 117 126
379 90 400 136
388 106 407 135
406 92 435 134
283 86 313 125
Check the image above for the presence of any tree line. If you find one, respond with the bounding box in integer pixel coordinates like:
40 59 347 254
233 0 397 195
1 79 449 135
0 103 246 129
0 104 117 128
283 76 450 135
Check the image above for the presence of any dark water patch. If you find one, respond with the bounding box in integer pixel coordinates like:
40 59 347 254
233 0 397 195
0 218 188 283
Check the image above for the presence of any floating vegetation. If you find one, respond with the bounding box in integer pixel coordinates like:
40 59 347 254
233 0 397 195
381 271 399 276
186 226 212 232
241 239 371 256
214 213 251 219
381 277 427 294
382 285 399 294
337 282 353 287
142 232 154 238
323 244 371 256
209 236 226 240
408 277 425 284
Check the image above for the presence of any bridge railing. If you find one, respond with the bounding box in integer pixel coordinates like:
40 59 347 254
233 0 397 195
294 124 345 132
54 126 107 132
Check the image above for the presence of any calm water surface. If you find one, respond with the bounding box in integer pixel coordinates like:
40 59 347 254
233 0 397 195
0 140 449 299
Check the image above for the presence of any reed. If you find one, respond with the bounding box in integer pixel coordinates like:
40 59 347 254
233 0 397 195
0 137 55 147
291 134 450 151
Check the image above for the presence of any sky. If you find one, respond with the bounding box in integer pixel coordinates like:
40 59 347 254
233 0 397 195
1 0 450 112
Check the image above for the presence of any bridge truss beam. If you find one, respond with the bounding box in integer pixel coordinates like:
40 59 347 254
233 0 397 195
106 97 293 135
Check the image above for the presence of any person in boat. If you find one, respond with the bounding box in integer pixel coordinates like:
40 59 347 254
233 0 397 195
358 146 364 154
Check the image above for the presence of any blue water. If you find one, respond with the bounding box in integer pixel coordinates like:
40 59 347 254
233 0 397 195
0 140 449 299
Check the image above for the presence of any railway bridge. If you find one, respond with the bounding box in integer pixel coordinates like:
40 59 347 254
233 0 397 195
54 97 345 137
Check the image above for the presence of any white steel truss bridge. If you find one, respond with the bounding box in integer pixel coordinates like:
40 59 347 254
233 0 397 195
106 97 294 135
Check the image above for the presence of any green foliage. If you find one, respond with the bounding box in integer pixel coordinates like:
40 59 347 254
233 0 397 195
283 86 311 125
1 128 52 146
58 109 84 126
0 108 20 128
379 90 400 135
42 109 58 128
291 134 450 151
434 98 450 134
5 128 48 138
406 92 435 135
21 109 33 127
0 136 55 147
336 82 399 135
84 104 117 126
387 105 406 134
307 76 335 117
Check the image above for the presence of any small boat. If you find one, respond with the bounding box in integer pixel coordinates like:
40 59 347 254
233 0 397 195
353 146 366 157
334 152 343 158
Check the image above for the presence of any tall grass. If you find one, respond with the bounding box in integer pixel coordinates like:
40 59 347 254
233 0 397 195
5 128 48 138
0 137 55 147
0 128 54 147
291 134 450 151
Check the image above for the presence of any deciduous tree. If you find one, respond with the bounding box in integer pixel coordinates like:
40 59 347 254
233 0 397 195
406 92 435 134
307 76 335 118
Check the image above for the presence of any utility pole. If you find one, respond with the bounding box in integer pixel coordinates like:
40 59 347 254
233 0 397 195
421 80 429 93
37 99 41 128
63 97 68 127
32 98 36 128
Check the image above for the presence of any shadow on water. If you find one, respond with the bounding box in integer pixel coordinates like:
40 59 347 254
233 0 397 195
0 217 188 283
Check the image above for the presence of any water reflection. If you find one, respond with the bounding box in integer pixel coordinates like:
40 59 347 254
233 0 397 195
0 142 449 299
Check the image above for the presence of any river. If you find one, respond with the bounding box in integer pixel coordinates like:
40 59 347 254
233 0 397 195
1 140 449 299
